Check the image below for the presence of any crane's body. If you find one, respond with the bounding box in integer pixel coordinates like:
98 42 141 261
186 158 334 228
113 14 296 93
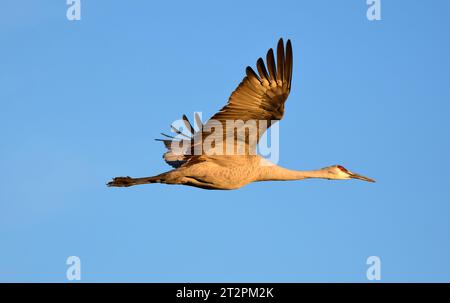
111 156 265 190
110 155 374 190
108 39 375 190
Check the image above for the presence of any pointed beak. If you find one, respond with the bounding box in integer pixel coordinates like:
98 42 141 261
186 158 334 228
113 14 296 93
349 172 376 183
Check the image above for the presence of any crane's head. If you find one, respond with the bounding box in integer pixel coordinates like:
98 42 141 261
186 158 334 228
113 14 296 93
324 165 376 182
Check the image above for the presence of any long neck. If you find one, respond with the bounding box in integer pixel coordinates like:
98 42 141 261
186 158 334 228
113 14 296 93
257 165 331 182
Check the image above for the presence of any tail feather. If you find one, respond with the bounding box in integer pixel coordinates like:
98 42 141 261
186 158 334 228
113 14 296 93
157 114 198 168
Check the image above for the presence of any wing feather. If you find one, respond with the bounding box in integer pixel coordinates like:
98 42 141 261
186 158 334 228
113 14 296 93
276 38 285 82
159 38 294 167
266 48 277 83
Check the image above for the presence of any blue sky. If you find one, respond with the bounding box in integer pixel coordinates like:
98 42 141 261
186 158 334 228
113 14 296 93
1 0 449 282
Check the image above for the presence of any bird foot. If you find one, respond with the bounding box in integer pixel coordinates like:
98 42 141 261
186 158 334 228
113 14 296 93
107 176 134 187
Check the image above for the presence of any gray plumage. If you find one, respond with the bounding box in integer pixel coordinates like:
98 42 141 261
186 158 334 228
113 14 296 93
108 39 375 190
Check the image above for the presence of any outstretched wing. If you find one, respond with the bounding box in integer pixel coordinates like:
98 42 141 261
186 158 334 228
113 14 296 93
210 38 293 128
160 38 293 168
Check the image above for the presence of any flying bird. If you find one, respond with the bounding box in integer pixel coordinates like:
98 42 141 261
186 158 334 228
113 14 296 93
108 39 375 190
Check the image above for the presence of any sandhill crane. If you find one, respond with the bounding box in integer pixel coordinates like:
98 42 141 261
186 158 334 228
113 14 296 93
107 39 375 190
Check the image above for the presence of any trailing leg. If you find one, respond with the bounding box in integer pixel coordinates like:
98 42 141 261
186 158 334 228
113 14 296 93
107 174 165 187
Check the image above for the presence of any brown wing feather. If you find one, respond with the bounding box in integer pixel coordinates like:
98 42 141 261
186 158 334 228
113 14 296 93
159 39 293 167
208 38 293 132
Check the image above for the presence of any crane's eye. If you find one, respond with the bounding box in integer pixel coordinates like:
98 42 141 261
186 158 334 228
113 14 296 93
337 165 348 172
